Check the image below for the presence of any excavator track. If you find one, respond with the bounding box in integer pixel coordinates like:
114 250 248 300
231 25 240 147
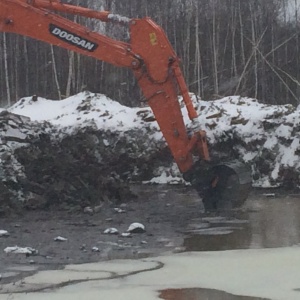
184 160 252 211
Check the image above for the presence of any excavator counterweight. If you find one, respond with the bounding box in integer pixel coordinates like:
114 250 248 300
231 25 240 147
0 0 252 211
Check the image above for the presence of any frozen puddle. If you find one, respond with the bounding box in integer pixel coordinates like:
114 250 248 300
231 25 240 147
1 247 300 300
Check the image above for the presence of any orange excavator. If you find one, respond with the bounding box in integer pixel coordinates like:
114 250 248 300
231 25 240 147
0 0 251 210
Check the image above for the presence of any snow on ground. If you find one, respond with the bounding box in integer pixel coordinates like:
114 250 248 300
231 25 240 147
143 163 188 185
9 92 160 136
1 246 300 300
6 92 300 187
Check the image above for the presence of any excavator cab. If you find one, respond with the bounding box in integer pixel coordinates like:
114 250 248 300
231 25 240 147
0 0 252 211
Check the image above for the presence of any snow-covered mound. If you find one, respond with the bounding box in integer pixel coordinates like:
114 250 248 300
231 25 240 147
0 91 300 212
7 92 300 188
9 92 161 139
0 92 170 213
192 96 298 188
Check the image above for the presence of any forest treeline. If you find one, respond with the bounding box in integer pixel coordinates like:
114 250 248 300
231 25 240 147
1 0 300 107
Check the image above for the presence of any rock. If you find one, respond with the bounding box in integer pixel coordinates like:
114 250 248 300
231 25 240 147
114 207 126 213
263 193 276 197
4 246 38 255
0 230 9 237
92 247 100 252
103 228 119 235
83 206 94 214
127 222 145 233
121 232 131 238
103 139 110 146
54 236 68 242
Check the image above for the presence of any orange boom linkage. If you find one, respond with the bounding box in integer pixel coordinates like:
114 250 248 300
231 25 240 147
0 0 251 210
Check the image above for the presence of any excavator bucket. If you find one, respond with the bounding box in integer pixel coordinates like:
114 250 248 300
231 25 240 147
185 160 252 211
202 161 252 211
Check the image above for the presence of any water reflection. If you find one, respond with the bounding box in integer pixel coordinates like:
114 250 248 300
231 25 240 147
184 194 300 251
184 224 252 251
160 288 269 300
248 196 300 248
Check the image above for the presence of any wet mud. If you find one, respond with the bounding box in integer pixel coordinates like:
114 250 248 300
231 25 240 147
160 287 269 300
0 185 199 283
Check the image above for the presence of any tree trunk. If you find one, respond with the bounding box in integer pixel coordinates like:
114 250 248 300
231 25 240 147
212 0 219 96
66 51 75 98
3 33 11 106
50 45 62 100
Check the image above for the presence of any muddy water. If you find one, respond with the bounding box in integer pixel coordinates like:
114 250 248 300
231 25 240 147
160 288 268 300
159 191 300 300
184 192 300 251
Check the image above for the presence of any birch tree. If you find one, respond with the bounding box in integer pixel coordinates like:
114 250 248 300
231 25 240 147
3 33 11 106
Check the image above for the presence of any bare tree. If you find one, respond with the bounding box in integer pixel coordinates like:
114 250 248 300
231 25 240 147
2 33 11 106
50 45 62 100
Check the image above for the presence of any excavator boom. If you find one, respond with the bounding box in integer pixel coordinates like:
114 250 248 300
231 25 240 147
0 0 251 210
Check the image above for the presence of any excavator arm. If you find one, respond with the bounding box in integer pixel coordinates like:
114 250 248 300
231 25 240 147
0 0 251 210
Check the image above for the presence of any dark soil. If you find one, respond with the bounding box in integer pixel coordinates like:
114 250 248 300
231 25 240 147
0 184 203 284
